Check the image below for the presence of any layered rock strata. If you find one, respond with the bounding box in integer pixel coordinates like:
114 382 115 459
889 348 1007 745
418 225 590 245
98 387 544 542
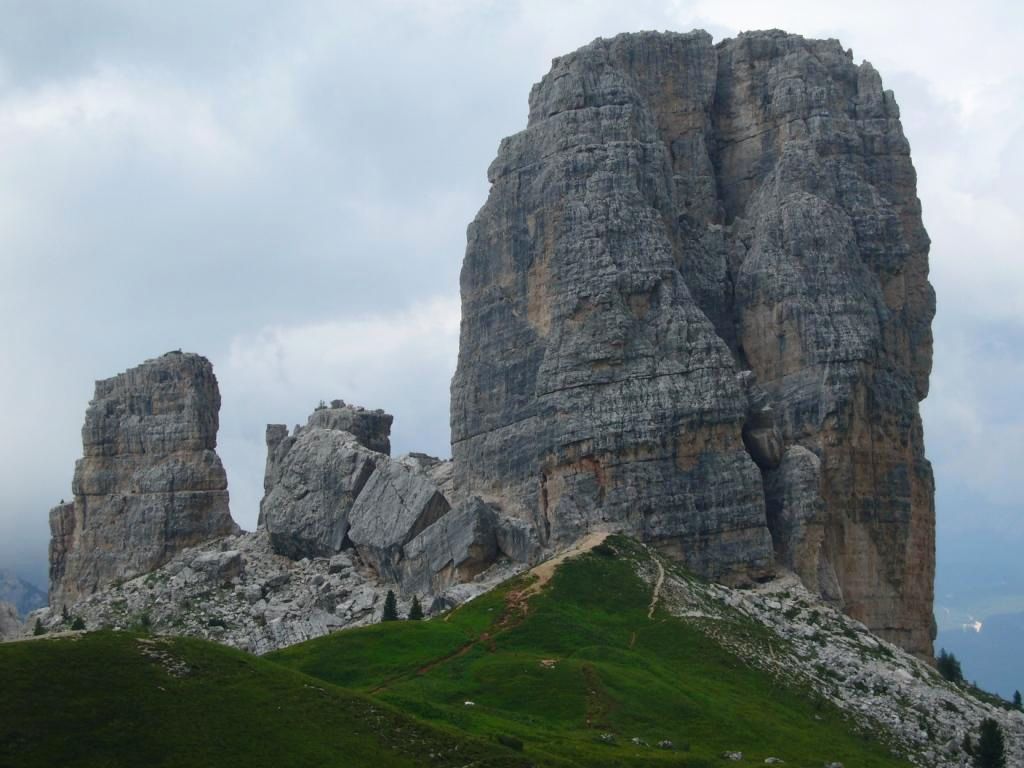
48 352 239 608
451 30 934 655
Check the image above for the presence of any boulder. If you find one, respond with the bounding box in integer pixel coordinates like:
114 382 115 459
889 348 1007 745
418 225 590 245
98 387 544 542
260 427 378 559
399 498 499 595
346 458 450 581
191 550 244 582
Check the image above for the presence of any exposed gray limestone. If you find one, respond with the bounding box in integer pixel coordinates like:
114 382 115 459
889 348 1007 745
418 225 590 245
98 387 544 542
260 426 378 559
26 527 530 653
450 29 934 655
305 400 393 456
496 516 544 565
346 457 451 581
258 401 533 600
48 352 238 609
399 498 500 595
190 550 244 583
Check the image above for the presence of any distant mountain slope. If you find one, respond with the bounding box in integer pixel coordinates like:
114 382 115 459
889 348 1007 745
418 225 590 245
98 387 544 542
0 570 46 617
0 632 535 768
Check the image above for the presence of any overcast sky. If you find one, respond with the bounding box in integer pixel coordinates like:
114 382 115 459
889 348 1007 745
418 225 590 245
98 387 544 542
1 1 1021 607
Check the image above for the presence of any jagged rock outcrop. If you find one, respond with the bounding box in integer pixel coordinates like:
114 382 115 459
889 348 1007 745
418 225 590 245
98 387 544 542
0 601 21 640
260 403 527 596
398 497 540 596
346 457 451 581
305 400 393 455
48 352 239 608
451 30 934 655
764 446 839 603
260 425 379 559
259 402 399 559
398 498 499 595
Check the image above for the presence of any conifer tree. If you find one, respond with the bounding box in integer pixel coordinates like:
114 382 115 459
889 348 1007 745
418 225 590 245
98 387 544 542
382 590 399 622
974 718 1006 768
32 618 45 636
937 648 964 683
1013 690 1022 711
408 595 424 621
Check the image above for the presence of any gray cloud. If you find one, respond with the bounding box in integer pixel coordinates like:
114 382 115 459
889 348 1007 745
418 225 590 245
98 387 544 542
1 1 1020 602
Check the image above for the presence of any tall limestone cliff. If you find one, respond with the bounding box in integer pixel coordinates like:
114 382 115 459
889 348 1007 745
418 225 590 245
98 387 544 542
49 352 239 608
451 30 935 656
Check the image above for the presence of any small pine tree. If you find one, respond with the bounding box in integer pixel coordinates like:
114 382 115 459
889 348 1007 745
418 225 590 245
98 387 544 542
382 590 399 622
937 648 964 684
407 596 424 621
70 616 86 631
61 605 70 623
32 619 45 636
963 732 974 756
1013 690 1022 711
974 718 1006 768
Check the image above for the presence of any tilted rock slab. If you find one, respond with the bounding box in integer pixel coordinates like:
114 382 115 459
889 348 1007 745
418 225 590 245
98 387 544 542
49 352 239 608
451 30 934 655
261 404 451 568
398 497 540 596
345 456 451 582
260 424 378 559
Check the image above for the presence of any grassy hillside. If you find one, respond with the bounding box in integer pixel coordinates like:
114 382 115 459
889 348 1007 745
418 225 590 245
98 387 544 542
1 537 915 767
0 630 534 768
270 537 912 767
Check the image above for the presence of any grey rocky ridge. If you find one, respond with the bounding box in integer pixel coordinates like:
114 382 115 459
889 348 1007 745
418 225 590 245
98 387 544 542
48 352 239 609
451 30 935 656
33 360 532 652
260 401 534 595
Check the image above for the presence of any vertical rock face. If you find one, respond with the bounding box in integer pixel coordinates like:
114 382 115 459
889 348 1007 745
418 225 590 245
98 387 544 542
451 30 934 656
49 352 238 608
